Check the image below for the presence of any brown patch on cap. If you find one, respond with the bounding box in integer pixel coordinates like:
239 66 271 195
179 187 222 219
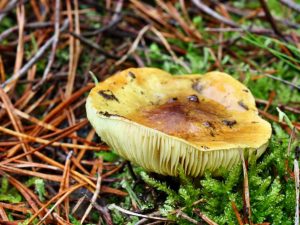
168 97 178 103
128 71 136 79
98 90 119 102
192 81 203 93
128 99 231 142
222 119 237 128
203 121 214 128
238 100 249 110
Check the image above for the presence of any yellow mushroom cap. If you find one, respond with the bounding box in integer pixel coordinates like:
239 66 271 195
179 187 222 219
86 68 272 176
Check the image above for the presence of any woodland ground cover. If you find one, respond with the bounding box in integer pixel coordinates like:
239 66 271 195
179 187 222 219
0 1 299 224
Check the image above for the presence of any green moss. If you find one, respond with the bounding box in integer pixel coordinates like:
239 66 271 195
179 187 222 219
0 176 22 203
140 129 297 224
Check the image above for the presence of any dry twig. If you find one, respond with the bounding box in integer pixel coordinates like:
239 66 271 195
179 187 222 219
1 19 69 90
108 204 170 222
34 0 61 90
240 150 252 225
81 158 102 224
280 0 300 13
193 208 219 225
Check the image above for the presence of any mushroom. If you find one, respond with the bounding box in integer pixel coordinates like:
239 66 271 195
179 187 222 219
86 68 272 177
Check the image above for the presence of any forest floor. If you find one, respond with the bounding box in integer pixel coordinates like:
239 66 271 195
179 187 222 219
0 1 299 224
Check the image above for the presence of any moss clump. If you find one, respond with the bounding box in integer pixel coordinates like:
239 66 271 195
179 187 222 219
141 124 296 224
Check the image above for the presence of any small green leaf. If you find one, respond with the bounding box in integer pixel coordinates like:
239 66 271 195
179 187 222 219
35 179 46 201
95 151 119 162
89 71 99 84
